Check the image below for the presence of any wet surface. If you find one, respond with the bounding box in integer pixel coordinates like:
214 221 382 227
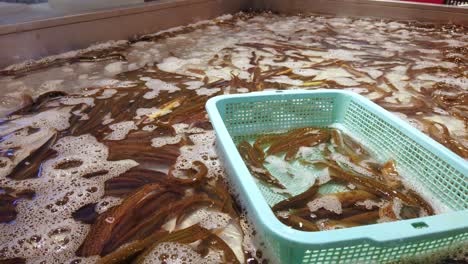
0 12 466 263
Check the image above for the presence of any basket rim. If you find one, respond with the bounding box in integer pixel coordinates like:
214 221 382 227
206 89 468 246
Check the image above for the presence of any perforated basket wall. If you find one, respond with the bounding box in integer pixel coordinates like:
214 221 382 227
206 90 468 264
298 233 468 264
343 101 467 211
224 94 337 137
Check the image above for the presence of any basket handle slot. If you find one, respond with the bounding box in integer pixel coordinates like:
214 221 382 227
411 222 429 229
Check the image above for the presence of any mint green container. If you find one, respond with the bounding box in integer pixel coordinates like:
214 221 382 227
206 90 467 264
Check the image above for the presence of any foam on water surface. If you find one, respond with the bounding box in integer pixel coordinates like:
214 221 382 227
140 78 181 99
173 130 224 180
178 207 231 231
0 134 138 262
196 87 221 96
135 107 159 119
151 135 183 148
0 127 55 178
60 97 95 107
307 196 343 214
104 61 126 75
236 88 249 93
0 107 73 136
106 121 138 140
184 81 204 90
96 88 118 99
142 242 223 264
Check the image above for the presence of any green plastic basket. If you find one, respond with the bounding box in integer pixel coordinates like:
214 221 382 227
206 90 468 264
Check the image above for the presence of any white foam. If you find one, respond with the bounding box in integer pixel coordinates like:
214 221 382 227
262 57 313 70
323 49 364 61
135 107 159 119
142 124 157 132
330 77 360 86
101 112 114 125
89 79 118 87
330 152 374 177
307 195 343 214
104 61 126 75
366 69 383 79
184 81 204 90
216 220 244 263
392 198 403 219
265 155 291 175
105 121 138 140
412 60 456 70
157 57 196 73
340 43 362 50
343 87 369 94
91 79 138 88
39 80 64 91
196 87 221 96
2 40 128 72
417 74 467 89
0 127 55 178
292 68 319 77
79 86 99 96
433 39 465 47
393 113 425 131
60 97 95 107
317 168 331 185
0 134 138 263
95 196 122 214
178 207 231 230
386 69 409 90
5 80 27 90
96 89 117 99
204 68 233 82
296 146 318 159
268 75 303 86
141 13 232 40
0 107 73 136
127 63 139 71
172 123 205 135
400 174 453 215
313 68 353 80
151 135 183 148
424 115 466 137
142 242 222 264
140 78 180 99
356 199 386 210
173 130 223 180
236 88 249 93
231 53 253 70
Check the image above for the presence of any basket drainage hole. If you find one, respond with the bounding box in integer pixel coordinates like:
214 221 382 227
411 222 429 229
